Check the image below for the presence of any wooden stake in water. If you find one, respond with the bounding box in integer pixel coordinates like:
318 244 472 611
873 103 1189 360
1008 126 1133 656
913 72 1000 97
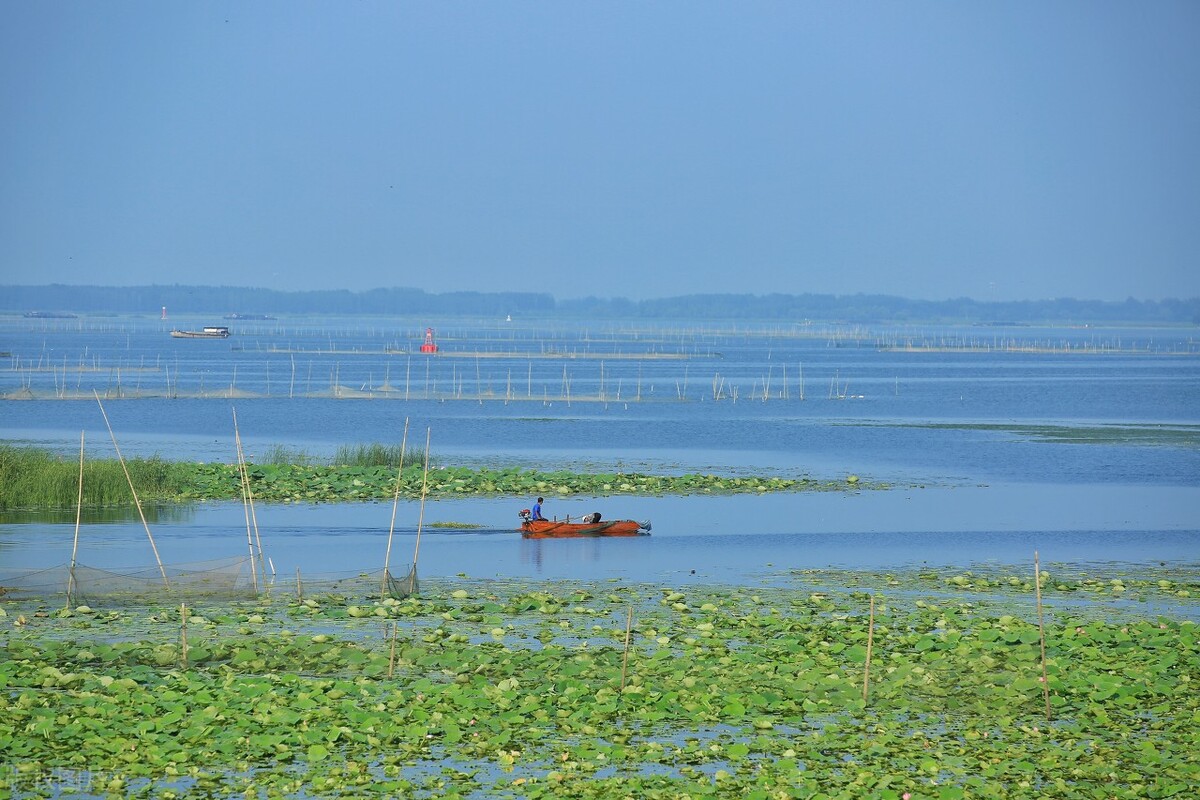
382 418 411 600
1035 551 1052 721
94 392 169 587
68 431 85 608
296 567 303 602
620 606 635 691
863 594 876 703
180 603 189 669
388 622 399 678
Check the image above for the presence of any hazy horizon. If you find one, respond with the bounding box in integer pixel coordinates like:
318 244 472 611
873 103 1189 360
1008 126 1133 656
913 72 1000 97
3 3 1198 303
7 282 1198 311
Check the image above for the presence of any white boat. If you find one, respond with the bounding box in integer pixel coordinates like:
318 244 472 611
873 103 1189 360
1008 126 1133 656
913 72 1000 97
170 326 231 339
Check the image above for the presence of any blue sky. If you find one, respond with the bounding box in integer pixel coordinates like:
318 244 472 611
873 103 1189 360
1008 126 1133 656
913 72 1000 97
2 2 1198 302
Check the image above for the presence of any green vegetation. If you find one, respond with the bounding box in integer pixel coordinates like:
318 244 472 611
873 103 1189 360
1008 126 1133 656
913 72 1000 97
0 445 192 511
181 463 867 504
257 443 320 466
332 442 432 469
0 446 875 510
1 568 1197 798
880 422 1200 448
795 564 1197 600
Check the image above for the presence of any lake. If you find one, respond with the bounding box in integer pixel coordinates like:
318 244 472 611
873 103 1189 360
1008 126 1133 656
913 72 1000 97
2 313 1198 586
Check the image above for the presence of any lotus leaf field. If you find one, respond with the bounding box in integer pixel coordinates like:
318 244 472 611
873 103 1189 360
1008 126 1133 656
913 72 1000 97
179 463 873 504
2 567 1198 798
0 444 875 510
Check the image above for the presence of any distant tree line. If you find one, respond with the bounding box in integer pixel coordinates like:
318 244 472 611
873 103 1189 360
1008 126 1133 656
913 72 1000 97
2 284 1197 324
565 293 1200 325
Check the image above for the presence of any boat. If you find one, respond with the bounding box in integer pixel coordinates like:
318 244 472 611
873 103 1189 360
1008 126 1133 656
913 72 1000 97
171 326 231 339
518 509 651 538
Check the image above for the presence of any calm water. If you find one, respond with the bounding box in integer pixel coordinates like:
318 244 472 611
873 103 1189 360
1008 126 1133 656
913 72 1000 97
2 314 1198 585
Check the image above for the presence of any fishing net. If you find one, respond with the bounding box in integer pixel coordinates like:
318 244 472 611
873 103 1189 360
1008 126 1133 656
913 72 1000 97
0 556 258 606
0 560 419 607
290 565 418 602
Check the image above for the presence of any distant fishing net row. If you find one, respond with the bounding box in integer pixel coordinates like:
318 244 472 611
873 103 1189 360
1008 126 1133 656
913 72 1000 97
1 386 271 401
292 565 418 602
0 556 258 606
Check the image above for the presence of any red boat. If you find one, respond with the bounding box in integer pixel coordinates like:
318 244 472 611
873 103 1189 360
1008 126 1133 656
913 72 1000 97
518 510 651 539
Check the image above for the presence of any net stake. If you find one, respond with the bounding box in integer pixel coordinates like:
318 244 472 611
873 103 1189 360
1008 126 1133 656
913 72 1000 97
382 418 411 600
232 407 268 587
1035 551 1052 721
94 392 169 587
620 605 635 691
180 603 189 669
67 431 84 609
410 428 432 581
388 622 399 678
232 408 259 594
863 594 876 703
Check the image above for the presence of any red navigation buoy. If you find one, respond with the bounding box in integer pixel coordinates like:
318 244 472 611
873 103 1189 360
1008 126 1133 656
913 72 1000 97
419 327 438 353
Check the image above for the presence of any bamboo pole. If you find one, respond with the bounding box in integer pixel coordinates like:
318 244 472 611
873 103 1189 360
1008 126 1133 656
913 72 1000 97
67 431 85 608
410 429 434 573
94 392 168 587
863 594 876 703
246 455 268 578
232 411 259 593
235 441 259 592
382 418 411 600
296 567 303 602
233 408 268 583
1035 551 1052 721
620 606 635 691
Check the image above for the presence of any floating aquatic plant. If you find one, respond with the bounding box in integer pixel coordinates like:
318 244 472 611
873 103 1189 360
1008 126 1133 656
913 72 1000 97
1 569 1196 798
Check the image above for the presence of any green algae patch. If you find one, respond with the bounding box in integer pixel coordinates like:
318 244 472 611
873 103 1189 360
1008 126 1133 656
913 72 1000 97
2 567 1198 798
877 422 1200 448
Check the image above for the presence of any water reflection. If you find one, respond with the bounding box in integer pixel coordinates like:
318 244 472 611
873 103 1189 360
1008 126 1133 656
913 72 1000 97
519 537 612 575
0 504 196 525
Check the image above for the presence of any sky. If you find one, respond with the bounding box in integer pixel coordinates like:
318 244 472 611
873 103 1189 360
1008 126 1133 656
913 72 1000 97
2 2 1198 303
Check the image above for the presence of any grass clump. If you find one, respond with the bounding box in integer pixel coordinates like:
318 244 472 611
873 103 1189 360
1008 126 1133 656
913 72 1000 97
331 442 432 468
258 443 319 466
0 445 191 510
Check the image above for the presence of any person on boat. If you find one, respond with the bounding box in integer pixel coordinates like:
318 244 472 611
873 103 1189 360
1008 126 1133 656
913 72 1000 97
531 497 545 521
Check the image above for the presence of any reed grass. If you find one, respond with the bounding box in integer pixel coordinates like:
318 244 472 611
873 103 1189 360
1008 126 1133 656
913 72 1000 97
258 443 319 466
332 442 431 468
0 445 190 510
259 441 431 468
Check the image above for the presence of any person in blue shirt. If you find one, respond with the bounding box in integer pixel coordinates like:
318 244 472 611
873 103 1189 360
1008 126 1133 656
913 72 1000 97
531 497 545 521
